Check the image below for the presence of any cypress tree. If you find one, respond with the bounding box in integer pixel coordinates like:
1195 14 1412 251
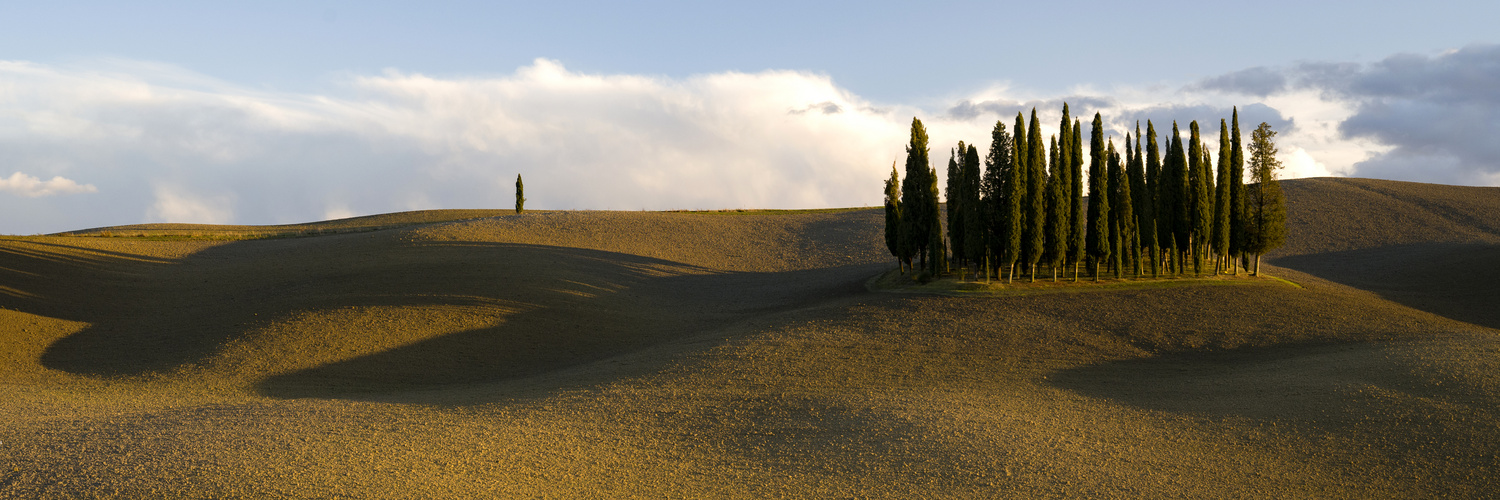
899 118 931 271
963 144 985 272
1086 113 1110 281
1002 114 1026 280
1229 107 1247 275
1145 121 1162 278
1070 118 1085 281
983 120 1015 281
1128 126 1148 278
946 143 964 269
1167 122 1189 274
1200 146 1215 272
1214 120 1232 275
515 174 526 213
1108 140 1126 279
1010 113 1029 282
1245 122 1287 275
1045 135 1067 280
1188 121 1209 275
1023 109 1046 281
1054 104 1073 279
927 165 946 277
884 162 903 272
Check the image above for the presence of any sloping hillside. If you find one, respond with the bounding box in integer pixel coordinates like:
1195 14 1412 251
0 179 1496 498
1275 177 1500 329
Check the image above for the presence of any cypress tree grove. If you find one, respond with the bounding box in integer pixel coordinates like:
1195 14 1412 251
1229 107 1247 275
515 174 526 213
983 121 1016 281
946 143 964 269
884 162 903 272
1145 121 1162 277
1214 119 1232 274
1070 118 1085 281
899 118 931 271
1086 113 1110 281
1025 109 1046 282
1245 122 1287 275
1045 135 1067 280
962 144 985 273
1167 122 1189 274
1128 126 1148 278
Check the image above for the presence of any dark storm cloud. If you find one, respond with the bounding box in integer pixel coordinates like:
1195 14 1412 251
947 96 1115 121
1187 66 1288 97
1113 103 1293 142
1189 44 1500 184
1335 45 1500 184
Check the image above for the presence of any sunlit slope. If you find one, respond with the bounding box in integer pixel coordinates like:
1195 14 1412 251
54 209 516 239
1279 177 1500 256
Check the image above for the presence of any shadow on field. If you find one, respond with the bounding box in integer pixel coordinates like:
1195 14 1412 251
1273 243 1500 330
1050 338 1499 435
256 254 880 400
3 234 877 399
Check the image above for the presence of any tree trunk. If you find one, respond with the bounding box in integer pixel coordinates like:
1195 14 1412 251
1252 254 1261 276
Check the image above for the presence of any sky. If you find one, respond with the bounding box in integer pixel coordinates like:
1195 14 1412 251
2 1 1499 234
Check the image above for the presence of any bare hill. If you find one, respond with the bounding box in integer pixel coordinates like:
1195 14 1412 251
0 179 1497 498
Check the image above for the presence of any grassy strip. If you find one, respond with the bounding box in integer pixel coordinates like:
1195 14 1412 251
867 266 1298 297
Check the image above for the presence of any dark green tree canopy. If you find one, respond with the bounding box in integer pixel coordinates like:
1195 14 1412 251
515 174 526 214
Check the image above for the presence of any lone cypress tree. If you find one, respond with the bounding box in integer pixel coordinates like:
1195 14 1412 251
515 174 526 213
1086 113 1110 281
884 162 903 272
1145 121 1162 277
962 144 985 273
1229 107 1247 275
1213 120 1232 275
899 118 932 272
1245 122 1287 275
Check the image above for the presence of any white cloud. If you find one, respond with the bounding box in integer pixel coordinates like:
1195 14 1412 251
1 51 1491 234
147 185 233 224
0 172 98 197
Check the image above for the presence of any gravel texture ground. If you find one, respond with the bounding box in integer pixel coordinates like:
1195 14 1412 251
0 178 1497 498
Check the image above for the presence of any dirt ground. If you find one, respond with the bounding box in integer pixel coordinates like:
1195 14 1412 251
1 178 1497 498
